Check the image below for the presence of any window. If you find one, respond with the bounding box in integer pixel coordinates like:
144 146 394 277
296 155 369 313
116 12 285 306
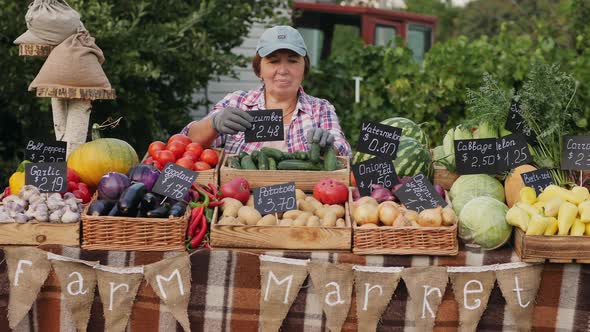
297 28 324 66
374 25 396 47
407 24 432 62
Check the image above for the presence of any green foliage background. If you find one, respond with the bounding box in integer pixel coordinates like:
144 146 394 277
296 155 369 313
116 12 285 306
0 0 288 185
305 0 590 149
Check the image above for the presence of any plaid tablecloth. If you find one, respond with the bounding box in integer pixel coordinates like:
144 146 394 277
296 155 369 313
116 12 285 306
0 245 589 332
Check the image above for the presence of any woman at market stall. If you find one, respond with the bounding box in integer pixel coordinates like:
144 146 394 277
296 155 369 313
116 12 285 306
182 25 352 157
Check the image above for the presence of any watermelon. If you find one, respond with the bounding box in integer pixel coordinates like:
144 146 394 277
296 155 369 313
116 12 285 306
380 117 428 145
353 137 432 177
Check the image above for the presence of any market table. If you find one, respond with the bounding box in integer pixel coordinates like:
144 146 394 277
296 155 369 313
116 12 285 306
0 244 588 332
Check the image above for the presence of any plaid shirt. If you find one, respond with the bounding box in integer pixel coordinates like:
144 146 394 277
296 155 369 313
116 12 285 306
182 86 352 157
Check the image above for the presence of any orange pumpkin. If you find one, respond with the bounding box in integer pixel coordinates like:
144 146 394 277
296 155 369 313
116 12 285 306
67 138 138 189
504 164 537 207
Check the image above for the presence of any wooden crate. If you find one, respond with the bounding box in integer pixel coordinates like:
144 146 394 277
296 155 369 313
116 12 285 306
142 148 223 186
513 228 590 264
220 153 350 191
433 165 459 191
0 222 79 246
210 196 352 250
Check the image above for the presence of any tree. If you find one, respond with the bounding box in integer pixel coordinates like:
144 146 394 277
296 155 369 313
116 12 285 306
0 0 289 185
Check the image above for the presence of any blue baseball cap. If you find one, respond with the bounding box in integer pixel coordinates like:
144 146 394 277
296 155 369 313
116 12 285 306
256 26 307 57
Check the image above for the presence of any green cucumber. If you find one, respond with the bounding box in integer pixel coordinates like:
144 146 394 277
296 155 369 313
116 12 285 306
240 156 257 170
228 156 241 169
258 151 269 170
310 143 321 163
268 157 277 170
277 160 323 171
323 148 337 171
261 147 284 161
297 151 309 160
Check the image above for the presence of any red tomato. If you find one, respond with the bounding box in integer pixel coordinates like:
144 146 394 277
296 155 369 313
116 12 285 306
168 134 192 146
194 161 212 171
313 178 349 205
185 143 204 159
67 168 81 183
182 150 199 161
148 141 166 157
200 149 219 166
154 150 176 165
176 157 195 170
167 141 187 159
153 160 164 171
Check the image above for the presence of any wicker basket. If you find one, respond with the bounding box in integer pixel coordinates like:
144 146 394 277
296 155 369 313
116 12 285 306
353 223 458 255
351 190 458 256
82 194 190 251
433 165 459 191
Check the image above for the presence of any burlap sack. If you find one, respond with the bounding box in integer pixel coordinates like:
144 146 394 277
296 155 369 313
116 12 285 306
309 262 354 332
259 255 309 332
144 253 191 332
5 247 52 329
354 266 402 332
450 270 496 332
51 260 98 332
29 31 112 91
496 264 543 332
401 266 448 332
14 0 83 45
96 267 144 332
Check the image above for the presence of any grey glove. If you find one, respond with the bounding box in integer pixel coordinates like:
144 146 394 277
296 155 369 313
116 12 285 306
211 107 253 135
307 127 335 147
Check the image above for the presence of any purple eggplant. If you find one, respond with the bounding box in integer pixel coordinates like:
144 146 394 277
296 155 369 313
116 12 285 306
98 172 131 200
127 164 159 192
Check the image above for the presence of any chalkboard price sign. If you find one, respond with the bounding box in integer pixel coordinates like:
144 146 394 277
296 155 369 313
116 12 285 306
520 169 554 195
351 156 399 197
393 173 446 213
356 122 402 159
454 138 498 175
253 182 297 214
561 135 590 170
24 162 67 193
505 101 536 143
25 139 67 163
152 163 197 201
244 109 284 143
495 133 533 173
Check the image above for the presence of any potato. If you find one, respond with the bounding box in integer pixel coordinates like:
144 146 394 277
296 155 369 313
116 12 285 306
283 210 302 220
298 200 316 214
237 206 262 226
306 196 323 211
322 211 337 227
336 218 346 227
359 223 378 229
293 218 307 226
279 219 293 226
295 212 312 225
221 197 243 218
329 205 345 218
295 189 306 201
257 214 277 226
218 216 242 225
246 195 255 208
441 207 458 226
307 216 321 227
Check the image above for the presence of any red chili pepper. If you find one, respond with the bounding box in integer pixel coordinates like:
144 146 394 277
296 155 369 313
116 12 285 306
208 200 224 207
188 206 204 237
195 183 215 201
190 215 208 248
208 182 218 195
